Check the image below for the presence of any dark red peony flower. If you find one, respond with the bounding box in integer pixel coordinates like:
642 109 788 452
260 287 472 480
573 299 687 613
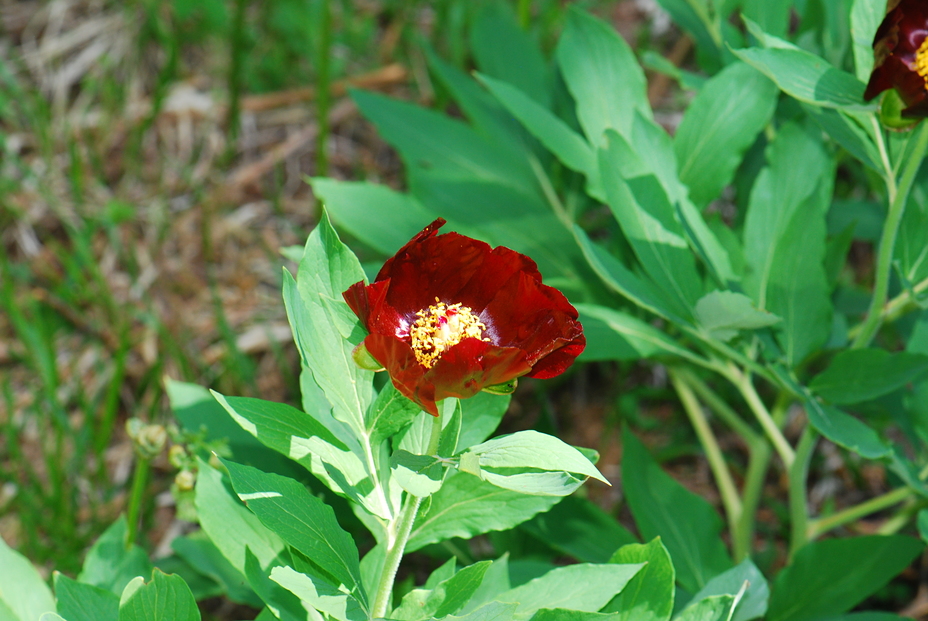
343 219 585 416
864 0 928 118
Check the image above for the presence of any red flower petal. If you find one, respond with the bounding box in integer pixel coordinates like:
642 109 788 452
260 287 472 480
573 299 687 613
343 219 584 416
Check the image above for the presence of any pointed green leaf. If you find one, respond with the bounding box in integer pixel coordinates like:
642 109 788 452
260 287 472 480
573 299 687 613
804 400 891 459
521 496 636 564
809 349 928 404
271 566 367 621
690 559 769 621
622 429 732 592
53 573 119 621
767 536 923 621
0 536 55 621
603 538 674 621
675 62 777 208
577 303 695 361
223 460 366 605
556 7 651 144
78 516 153 596
732 47 870 110
675 595 735 621
695 291 781 342
407 472 560 551
116 570 199 621
493 563 643 617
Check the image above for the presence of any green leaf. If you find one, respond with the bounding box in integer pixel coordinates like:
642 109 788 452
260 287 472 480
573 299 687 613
895 176 928 283
53 573 119 621
243 548 311 621
577 303 695 361
809 349 928 404
271 566 367 621
804 400 891 459
407 472 561 551
599 131 703 321
477 72 599 196
194 460 287 577
458 430 608 496
804 106 880 171
425 45 524 144
170 532 260 606
292 212 373 432
458 392 510 452
367 382 421 444
556 7 651 144
393 561 492 620
391 450 443 497
445 601 520 621
78 516 153 596
493 563 643 618
767 536 924 621
919 509 928 544
116 570 200 621
311 179 437 255
209 391 370 502
470 3 550 109
675 595 735 621
573 227 683 323
731 46 870 110
222 460 367 605
675 62 777 208
851 0 883 81
652 0 718 61
689 560 769 621
621 429 732 592
694 291 781 342
0 536 55 621
167 378 295 475
352 89 538 198
521 496 637 563
602 538 674 621
743 123 832 365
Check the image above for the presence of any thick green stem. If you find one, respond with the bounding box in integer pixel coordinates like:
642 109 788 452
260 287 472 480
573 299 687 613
788 426 817 559
852 121 928 348
808 487 913 539
682 369 761 444
726 365 795 468
125 455 150 549
735 440 772 562
670 369 742 536
371 412 443 618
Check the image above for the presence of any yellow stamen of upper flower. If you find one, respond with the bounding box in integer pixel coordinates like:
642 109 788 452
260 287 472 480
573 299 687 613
915 37 928 88
410 298 489 368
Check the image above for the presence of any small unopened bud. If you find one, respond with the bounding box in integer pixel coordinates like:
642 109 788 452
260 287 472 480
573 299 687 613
352 342 384 371
482 378 517 395
127 418 167 459
168 445 187 469
175 470 196 491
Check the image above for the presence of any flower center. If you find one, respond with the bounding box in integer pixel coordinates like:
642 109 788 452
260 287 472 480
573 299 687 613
409 299 488 368
916 37 928 88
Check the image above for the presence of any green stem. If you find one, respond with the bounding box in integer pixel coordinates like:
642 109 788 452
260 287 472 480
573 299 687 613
852 120 928 348
682 369 761 444
807 487 913 539
517 0 531 29
371 412 443 618
670 369 742 532
125 455 151 549
788 426 817 558
735 440 772 562
726 364 795 468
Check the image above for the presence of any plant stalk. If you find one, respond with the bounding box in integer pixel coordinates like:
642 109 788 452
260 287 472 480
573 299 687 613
726 364 795 468
670 369 742 535
125 454 151 549
788 426 817 558
371 411 443 618
807 486 913 539
852 120 928 348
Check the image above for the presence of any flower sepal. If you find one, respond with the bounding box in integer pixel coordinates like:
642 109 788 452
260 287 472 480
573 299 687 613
878 88 922 130
352 342 385 372
482 379 518 395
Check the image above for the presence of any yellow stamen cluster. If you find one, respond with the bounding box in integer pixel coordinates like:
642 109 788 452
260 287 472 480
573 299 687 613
410 299 489 368
916 37 928 88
